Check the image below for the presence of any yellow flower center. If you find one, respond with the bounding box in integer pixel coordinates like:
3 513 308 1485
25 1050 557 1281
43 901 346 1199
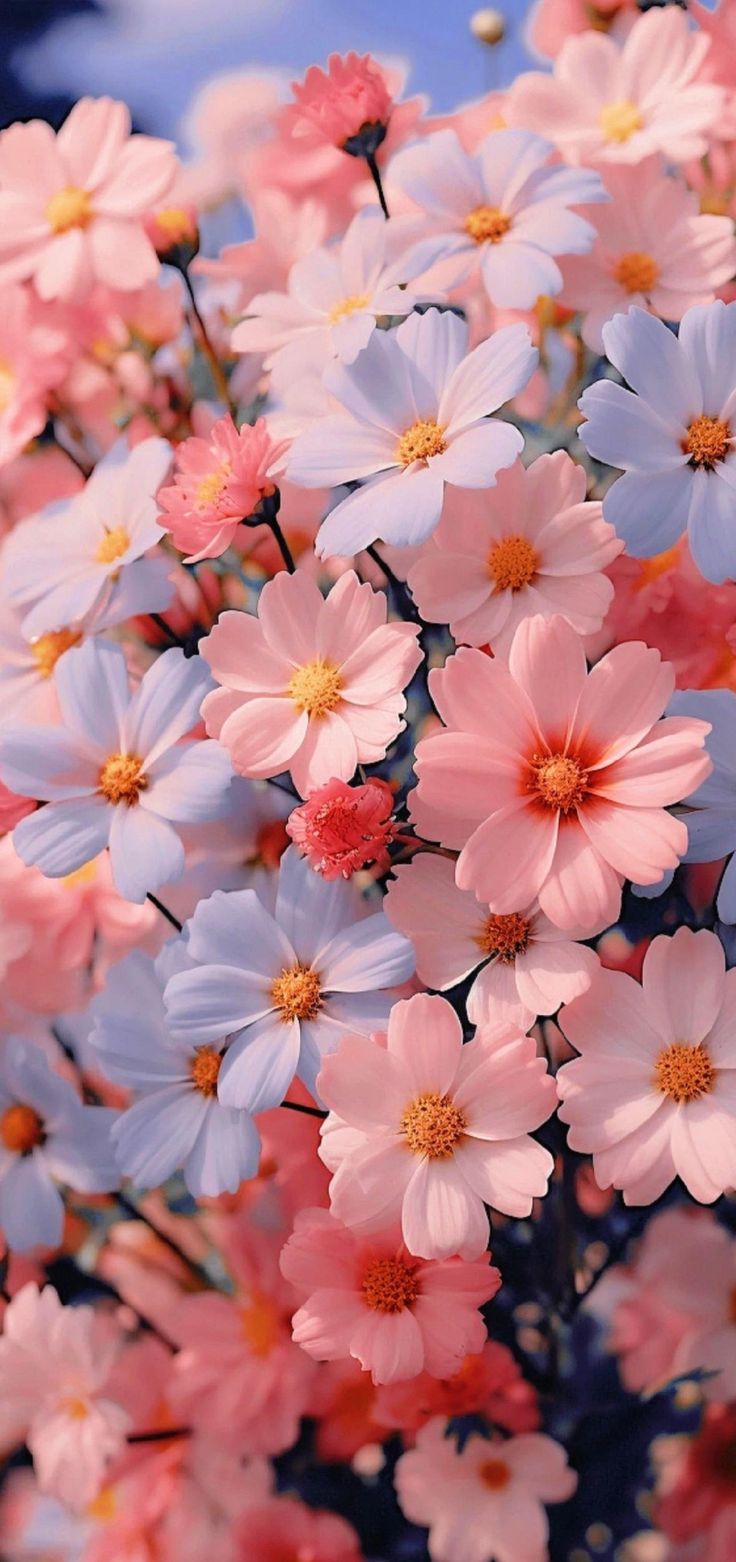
361 1255 419 1313
62 859 99 889
270 963 323 1023
87 1486 117 1523
464 204 512 244
31 627 82 679
615 250 659 295
654 1042 716 1104
155 207 196 243
287 659 343 719
46 185 93 234
488 535 539 592
401 1091 466 1160
529 753 589 814
195 466 230 509
95 526 130 566
683 415 731 468
190 1045 222 1097
599 100 642 143
98 753 147 806
0 356 16 414
479 1456 512 1491
0 1103 45 1154
328 292 370 323
395 418 448 467
476 911 531 963
240 1293 281 1356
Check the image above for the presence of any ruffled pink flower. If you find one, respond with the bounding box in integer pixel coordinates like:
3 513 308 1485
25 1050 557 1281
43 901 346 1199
411 616 711 931
157 415 288 563
407 453 621 653
231 1496 362 1562
200 570 422 797
557 926 736 1205
318 993 556 1260
291 52 393 149
0 98 177 301
376 1339 540 1437
287 776 397 879
280 1206 500 1385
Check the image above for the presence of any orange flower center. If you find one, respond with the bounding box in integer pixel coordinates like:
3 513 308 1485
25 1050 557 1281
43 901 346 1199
395 419 448 467
98 753 147 806
31 627 82 679
361 1255 419 1313
0 1103 45 1154
654 1042 716 1104
95 526 130 566
599 100 642 143
683 415 731 468
87 1485 117 1522
464 205 512 244
287 659 343 719
479 1456 512 1491
270 964 323 1023
476 911 531 962
46 185 93 234
190 1045 222 1097
529 752 589 814
328 292 370 323
488 535 539 592
401 1091 466 1159
615 250 659 295
240 1292 281 1356
155 206 197 243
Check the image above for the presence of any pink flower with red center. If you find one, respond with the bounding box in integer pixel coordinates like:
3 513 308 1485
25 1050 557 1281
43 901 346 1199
280 1206 500 1385
286 776 397 879
291 52 393 150
375 1339 540 1437
653 1402 736 1550
199 570 423 798
156 415 289 563
410 615 711 932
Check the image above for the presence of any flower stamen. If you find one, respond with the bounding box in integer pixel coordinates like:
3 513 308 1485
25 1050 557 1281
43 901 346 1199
98 753 147 806
46 185 93 234
464 205 512 244
599 100 642 143
31 627 82 679
395 419 447 467
0 1103 45 1154
654 1042 715 1103
270 964 323 1023
361 1255 419 1313
488 535 538 592
287 659 343 719
190 1045 222 1097
529 752 589 814
683 415 731 468
615 251 659 295
476 912 531 962
401 1091 466 1159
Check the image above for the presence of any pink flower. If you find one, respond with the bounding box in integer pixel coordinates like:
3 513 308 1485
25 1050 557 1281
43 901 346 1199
318 993 556 1260
231 1496 362 1562
291 52 393 149
280 1206 500 1385
411 616 711 931
0 779 34 835
384 853 600 1031
287 776 397 879
557 926 736 1205
0 286 70 468
156 415 288 562
654 1403 736 1552
199 570 422 797
0 98 177 301
407 453 621 653
394 1417 577 1562
526 0 637 61
375 1339 540 1436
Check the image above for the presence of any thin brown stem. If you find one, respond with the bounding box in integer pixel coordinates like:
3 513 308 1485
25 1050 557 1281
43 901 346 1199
180 265 235 414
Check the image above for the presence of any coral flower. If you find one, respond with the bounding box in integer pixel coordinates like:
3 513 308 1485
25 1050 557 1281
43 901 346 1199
287 776 397 879
199 570 422 797
410 615 711 930
0 97 177 301
231 1497 362 1562
156 415 288 563
376 1339 540 1436
291 52 394 150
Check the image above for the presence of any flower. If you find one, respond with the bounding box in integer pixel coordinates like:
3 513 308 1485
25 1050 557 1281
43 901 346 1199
578 300 736 586
89 945 262 1197
506 7 723 167
287 776 397 879
318 993 556 1260
663 689 736 923
0 97 176 301
654 1402 736 1554
0 285 70 468
286 307 537 557
559 159 736 353
557 926 736 1205
410 616 711 931
394 1417 577 1562
384 853 600 1031
376 1339 540 1436
156 415 288 563
0 638 233 904
163 843 414 1107
0 1039 119 1251
231 1497 362 1562
407 452 621 653
389 128 605 309
290 52 394 150
280 1206 500 1385
199 569 422 797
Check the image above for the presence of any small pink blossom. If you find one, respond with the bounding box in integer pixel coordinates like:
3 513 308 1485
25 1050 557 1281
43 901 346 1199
375 1339 540 1437
231 1496 363 1562
156 415 288 563
291 52 393 149
287 776 397 879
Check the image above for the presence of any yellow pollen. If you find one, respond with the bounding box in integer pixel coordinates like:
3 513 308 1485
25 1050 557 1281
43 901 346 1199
654 1042 716 1104
683 415 731 468
529 752 589 813
488 535 539 593
190 1045 222 1097
464 204 512 244
395 418 448 467
240 1293 280 1356
95 526 130 566
64 1396 91 1420
328 292 370 323
361 1255 419 1313
31 627 82 679
155 206 196 242
87 1486 117 1522
195 465 230 509
401 1091 466 1160
0 357 16 414
270 963 323 1023
98 752 147 806
479 1456 511 1491
62 858 99 889
0 1103 44 1154
45 185 93 234
615 250 659 295
599 100 642 144
476 911 531 963
287 658 343 719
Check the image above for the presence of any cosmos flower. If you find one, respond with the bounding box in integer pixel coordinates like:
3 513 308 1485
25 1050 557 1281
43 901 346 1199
156 415 288 563
287 776 397 879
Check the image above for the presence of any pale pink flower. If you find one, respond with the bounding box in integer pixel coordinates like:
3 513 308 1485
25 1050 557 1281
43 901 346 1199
0 779 34 835
384 853 600 1031
200 570 422 797
156 415 288 563
0 286 70 469
411 616 711 931
557 926 736 1205
319 993 556 1260
407 453 621 653
376 1339 540 1436
394 1417 577 1562
287 776 397 879
0 98 177 301
506 7 724 167
231 1496 362 1562
291 52 394 149
526 0 637 60
280 1206 500 1384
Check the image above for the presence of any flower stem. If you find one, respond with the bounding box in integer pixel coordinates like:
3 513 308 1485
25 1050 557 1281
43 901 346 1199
115 1191 213 1289
264 512 296 573
281 1099 328 1120
180 263 236 414
146 892 183 933
366 151 390 219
